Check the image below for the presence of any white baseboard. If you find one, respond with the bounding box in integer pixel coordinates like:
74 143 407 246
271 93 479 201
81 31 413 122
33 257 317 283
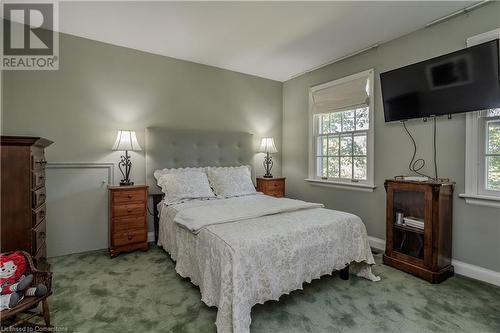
368 236 500 287
148 231 155 243
452 259 500 287
368 236 386 251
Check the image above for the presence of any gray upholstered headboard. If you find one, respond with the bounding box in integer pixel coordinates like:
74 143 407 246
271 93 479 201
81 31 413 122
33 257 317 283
145 127 254 195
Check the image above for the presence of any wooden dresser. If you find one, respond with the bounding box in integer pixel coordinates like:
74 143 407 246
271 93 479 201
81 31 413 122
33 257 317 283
256 177 285 198
108 185 149 257
383 179 454 283
0 136 53 269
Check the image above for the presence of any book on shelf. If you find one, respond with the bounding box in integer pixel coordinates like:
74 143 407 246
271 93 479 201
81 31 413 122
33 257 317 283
403 216 424 229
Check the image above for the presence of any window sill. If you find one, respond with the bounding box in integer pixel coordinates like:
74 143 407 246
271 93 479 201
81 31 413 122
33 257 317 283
459 193 500 208
304 178 376 192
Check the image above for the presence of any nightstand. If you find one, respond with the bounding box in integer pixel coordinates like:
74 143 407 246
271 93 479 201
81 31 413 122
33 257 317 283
108 185 149 258
256 177 286 198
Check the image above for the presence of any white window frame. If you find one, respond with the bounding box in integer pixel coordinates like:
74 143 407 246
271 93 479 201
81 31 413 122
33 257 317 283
306 69 375 192
460 28 500 208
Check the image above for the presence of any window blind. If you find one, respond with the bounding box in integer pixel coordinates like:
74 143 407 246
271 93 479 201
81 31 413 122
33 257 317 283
311 75 370 115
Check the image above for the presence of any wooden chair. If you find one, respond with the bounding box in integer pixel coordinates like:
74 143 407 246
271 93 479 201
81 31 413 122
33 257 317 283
0 251 52 330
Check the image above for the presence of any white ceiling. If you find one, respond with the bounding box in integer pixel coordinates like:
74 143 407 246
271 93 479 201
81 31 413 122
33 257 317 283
53 1 479 81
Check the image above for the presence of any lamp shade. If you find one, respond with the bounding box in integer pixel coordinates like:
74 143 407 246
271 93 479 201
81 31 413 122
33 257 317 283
112 130 142 151
259 137 278 153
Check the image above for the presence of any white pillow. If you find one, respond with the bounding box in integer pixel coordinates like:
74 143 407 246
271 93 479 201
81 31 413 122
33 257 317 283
153 167 205 181
157 171 215 204
206 165 256 198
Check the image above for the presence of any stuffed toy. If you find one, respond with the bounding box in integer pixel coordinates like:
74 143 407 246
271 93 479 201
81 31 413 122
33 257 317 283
0 252 48 311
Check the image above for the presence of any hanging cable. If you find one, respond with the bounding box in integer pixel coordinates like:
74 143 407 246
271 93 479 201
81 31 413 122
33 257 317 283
402 121 433 179
147 205 155 217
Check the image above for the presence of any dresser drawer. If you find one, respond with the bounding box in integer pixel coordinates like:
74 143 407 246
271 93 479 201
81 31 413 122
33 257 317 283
264 182 284 191
112 203 145 218
32 187 46 208
256 178 285 197
34 242 47 262
31 148 47 171
266 189 284 198
32 219 47 253
113 189 146 205
32 204 46 226
113 216 146 232
113 229 146 247
31 170 46 189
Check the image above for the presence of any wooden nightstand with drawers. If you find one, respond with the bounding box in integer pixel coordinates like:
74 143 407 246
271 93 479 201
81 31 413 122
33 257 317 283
256 177 286 198
108 185 149 258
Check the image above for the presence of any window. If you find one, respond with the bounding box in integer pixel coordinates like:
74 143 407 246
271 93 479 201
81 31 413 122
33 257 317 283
483 109 500 191
315 108 369 180
307 69 375 191
461 29 500 207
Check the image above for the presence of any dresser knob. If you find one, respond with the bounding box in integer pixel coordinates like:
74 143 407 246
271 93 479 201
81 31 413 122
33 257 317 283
127 195 132 199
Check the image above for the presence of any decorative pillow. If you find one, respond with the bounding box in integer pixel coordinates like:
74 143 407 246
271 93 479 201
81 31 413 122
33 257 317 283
153 167 205 181
157 171 215 204
206 165 256 198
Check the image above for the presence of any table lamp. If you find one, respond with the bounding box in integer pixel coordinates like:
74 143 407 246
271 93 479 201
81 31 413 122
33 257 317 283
112 130 142 186
259 137 278 178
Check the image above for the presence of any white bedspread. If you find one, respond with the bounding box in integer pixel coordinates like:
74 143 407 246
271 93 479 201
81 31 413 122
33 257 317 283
157 194 379 333
175 195 323 233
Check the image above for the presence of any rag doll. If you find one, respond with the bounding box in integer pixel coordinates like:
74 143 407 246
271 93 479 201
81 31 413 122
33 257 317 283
0 252 47 311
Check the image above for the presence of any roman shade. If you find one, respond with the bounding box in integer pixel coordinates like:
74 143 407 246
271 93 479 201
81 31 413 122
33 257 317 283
311 75 370 114
478 109 500 118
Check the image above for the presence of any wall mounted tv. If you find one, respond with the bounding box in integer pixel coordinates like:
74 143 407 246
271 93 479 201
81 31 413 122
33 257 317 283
380 39 500 122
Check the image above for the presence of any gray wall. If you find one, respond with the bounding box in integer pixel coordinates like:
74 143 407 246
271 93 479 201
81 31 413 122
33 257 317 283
1 32 282 256
283 3 500 272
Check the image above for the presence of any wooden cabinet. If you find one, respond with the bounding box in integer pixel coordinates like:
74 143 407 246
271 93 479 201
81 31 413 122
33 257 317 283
0 136 53 270
383 179 454 283
108 185 148 257
256 177 285 198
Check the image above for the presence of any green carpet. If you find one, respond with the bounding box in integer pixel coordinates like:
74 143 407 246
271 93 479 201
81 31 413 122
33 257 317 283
45 246 500 333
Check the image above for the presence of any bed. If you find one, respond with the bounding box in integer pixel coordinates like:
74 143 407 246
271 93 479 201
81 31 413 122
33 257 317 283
145 128 379 333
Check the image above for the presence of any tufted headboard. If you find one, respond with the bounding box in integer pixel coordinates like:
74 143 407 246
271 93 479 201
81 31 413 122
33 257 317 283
145 127 254 195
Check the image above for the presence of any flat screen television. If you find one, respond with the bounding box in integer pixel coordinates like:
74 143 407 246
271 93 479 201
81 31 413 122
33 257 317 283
381 39 500 122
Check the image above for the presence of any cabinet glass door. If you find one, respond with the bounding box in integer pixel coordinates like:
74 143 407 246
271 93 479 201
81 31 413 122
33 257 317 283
391 189 425 260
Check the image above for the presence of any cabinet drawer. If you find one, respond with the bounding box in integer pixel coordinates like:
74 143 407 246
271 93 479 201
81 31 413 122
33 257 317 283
34 242 47 262
31 148 47 171
112 203 145 218
32 187 46 208
113 229 146 247
266 189 284 198
113 216 146 232
32 204 46 226
32 219 47 253
265 182 284 190
113 189 146 204
31 170 46 189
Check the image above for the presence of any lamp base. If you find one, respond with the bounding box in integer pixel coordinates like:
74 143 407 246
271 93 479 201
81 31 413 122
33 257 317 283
120 180 134 186
263 152 274 179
